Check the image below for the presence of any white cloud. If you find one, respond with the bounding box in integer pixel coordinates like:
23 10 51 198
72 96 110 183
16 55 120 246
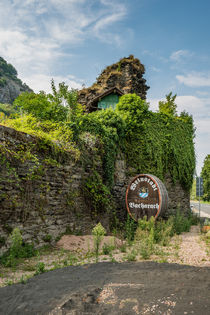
0 0 127 90
170 50 193 62
175 95 210 117
24 74 83 94
176 72 210 87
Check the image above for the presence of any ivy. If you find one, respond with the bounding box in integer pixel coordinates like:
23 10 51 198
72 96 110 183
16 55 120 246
77 94 195 191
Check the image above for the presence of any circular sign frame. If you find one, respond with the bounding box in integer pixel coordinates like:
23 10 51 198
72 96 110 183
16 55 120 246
125 174 168 221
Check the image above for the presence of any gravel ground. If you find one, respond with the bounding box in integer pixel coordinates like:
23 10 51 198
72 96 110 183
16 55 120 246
0 226 209 314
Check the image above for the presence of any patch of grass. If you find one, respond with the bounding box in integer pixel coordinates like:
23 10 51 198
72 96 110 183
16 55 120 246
158 258 168 263
125 249 137 261
35 262 46 275
119 243 127 253
102 243 115 255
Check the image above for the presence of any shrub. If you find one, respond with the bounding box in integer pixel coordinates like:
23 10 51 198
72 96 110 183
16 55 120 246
135 216 155 259
125 249 137 261
154 217 174 246
0 228 37 267
125 214 137 244
102 243 115 255
172 210 191 235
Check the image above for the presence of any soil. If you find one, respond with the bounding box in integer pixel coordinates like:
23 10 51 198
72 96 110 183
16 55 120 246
0 226 209 314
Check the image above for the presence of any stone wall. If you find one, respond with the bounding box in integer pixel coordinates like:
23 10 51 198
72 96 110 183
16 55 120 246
0 125 190 254
0 125 115 254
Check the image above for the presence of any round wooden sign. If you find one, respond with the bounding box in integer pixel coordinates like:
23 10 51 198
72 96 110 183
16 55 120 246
126 174 168 221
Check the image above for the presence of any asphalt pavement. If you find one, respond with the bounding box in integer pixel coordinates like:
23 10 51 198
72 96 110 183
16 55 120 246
190 201 210 219
0 262 209 315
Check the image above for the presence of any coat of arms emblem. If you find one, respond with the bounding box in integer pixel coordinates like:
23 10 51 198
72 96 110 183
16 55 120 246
139 187 149 198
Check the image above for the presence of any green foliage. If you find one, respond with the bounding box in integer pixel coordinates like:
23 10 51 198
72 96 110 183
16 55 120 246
42 234 52 243
116 94 195 189
78 108 125 186
84 171 112 215
158 92 177 116
1 114 77 155
125 249 137 261
102 243 115 255
201 155 210 201
124 214 137 244
0 228 37 267
0 103 16 117
13 80 83 123
0 57 17 77
116 93 149 133
134 212 196 259
35 262 46 275
49 79 83 122
154 217 174 246
172 210 190 235
14 91 68 122
135 216 155 259
92 222 106 262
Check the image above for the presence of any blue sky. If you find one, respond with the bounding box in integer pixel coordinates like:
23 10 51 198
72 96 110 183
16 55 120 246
0 0 209 175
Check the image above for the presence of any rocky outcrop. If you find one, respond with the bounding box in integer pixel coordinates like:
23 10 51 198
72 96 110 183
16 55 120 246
0 56 32 104
78 55 149 112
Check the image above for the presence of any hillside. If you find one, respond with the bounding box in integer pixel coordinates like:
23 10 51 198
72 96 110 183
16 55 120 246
0 57 32 104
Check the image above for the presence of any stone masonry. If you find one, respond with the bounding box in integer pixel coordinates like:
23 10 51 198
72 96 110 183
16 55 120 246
78 55 149 112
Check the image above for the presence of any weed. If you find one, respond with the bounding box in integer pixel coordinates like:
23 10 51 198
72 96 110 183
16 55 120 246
42 234 52 243
125 249 137 261
158 258 168 263
119 243 127 253
172 210 191 234
19 275 32 284
125 214 136 245
67 253 78 265
35 262 45 275
0 228 37 267
109 253 117 263
92 223 106 263
102 243 115 255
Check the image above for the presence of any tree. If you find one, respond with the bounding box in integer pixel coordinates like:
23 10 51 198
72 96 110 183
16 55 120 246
49 79 82 122
13 79 82 122
159 92 177 116
0 103 17 117
13 91 56 121
201 154 210 201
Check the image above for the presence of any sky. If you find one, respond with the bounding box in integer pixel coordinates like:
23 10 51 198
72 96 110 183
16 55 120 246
0 0 209 175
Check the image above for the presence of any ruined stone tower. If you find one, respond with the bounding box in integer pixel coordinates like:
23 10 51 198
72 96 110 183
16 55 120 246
78 55 149 112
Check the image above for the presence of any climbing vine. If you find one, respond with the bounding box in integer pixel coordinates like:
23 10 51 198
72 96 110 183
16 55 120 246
0 92 196 222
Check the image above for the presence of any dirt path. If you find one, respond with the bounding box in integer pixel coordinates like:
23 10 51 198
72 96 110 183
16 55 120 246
168 225 210 267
